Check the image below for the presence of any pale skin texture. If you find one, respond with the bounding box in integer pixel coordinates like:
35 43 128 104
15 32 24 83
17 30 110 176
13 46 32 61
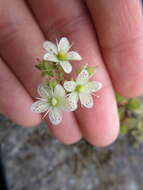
0 0 143 146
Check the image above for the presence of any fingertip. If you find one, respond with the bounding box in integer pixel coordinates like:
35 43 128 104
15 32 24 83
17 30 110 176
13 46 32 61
87 126 119 147
76 84 120 148
45 112 82 145
85 119 119 147
56 134 82 145
115 78 143 98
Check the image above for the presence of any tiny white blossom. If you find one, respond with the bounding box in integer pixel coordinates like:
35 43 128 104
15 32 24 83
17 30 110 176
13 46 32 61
43 37 82 74
31 84 68 125
64 69 102 111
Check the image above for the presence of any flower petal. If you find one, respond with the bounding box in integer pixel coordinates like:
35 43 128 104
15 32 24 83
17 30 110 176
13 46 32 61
65 92 78 111
59 61 72 73
86 81 103 93
43 41 58 54
43 52 59 62
31 101 49 113
58 37 71 53
49 109 62 125
66 51 82 60
76 69 89 85
64 81 76 92
37 84 51 98
79 93 93 108
54 84 65 98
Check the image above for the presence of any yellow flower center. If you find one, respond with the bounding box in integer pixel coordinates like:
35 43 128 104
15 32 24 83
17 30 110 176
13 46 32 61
57 51 67 61
75 85 86 93
50 97 59 107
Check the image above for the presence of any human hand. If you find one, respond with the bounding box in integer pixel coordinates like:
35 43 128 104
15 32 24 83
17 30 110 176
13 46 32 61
0 0 143 146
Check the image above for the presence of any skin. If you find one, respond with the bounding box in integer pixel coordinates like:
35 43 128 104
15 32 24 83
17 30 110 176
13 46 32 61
0 0 143 146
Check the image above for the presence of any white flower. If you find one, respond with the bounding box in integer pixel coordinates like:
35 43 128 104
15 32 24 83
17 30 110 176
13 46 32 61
64 69 103 111
31 84 68 125
43 37 82 74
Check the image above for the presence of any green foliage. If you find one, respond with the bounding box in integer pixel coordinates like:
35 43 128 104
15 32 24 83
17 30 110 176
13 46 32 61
49 80 58 89
120 125 129 135
126 99 141 110
36 60 54 77
56 65 65 81
115 92 127 104
36 60 65 81
86 66 97 76
131 121 143 146
116 92 143 146
118 108 125 120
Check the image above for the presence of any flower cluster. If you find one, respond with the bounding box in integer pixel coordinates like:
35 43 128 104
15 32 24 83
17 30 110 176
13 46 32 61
31 37 103 125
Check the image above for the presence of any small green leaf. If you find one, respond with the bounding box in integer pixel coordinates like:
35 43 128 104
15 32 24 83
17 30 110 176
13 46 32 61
120 124 129 135
49 80 58 89
86 66 96 76
126 99 141 110
36 60 56 77
35 63 43 70
36 60 53 70
115 92 127 104
42 70 54 77
118 108 125 120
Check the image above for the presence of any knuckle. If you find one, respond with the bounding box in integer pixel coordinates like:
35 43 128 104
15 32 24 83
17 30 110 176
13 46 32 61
44 15 90 39
0 21 16 48
116 73 143 98
101 34 143 53
0 18 30 49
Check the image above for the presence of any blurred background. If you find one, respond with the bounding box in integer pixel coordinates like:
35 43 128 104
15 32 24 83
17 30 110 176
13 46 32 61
0 95 143 190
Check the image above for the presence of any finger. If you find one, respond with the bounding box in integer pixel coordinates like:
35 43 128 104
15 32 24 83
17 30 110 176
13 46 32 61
0 58 41 126
0 0 81 144
85 0 143 98
28 0 119 146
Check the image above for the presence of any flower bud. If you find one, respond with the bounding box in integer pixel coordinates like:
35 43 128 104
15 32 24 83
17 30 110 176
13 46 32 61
86 66 96 76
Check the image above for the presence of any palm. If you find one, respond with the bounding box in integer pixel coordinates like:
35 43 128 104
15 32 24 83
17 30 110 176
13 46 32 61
0 0 143 146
